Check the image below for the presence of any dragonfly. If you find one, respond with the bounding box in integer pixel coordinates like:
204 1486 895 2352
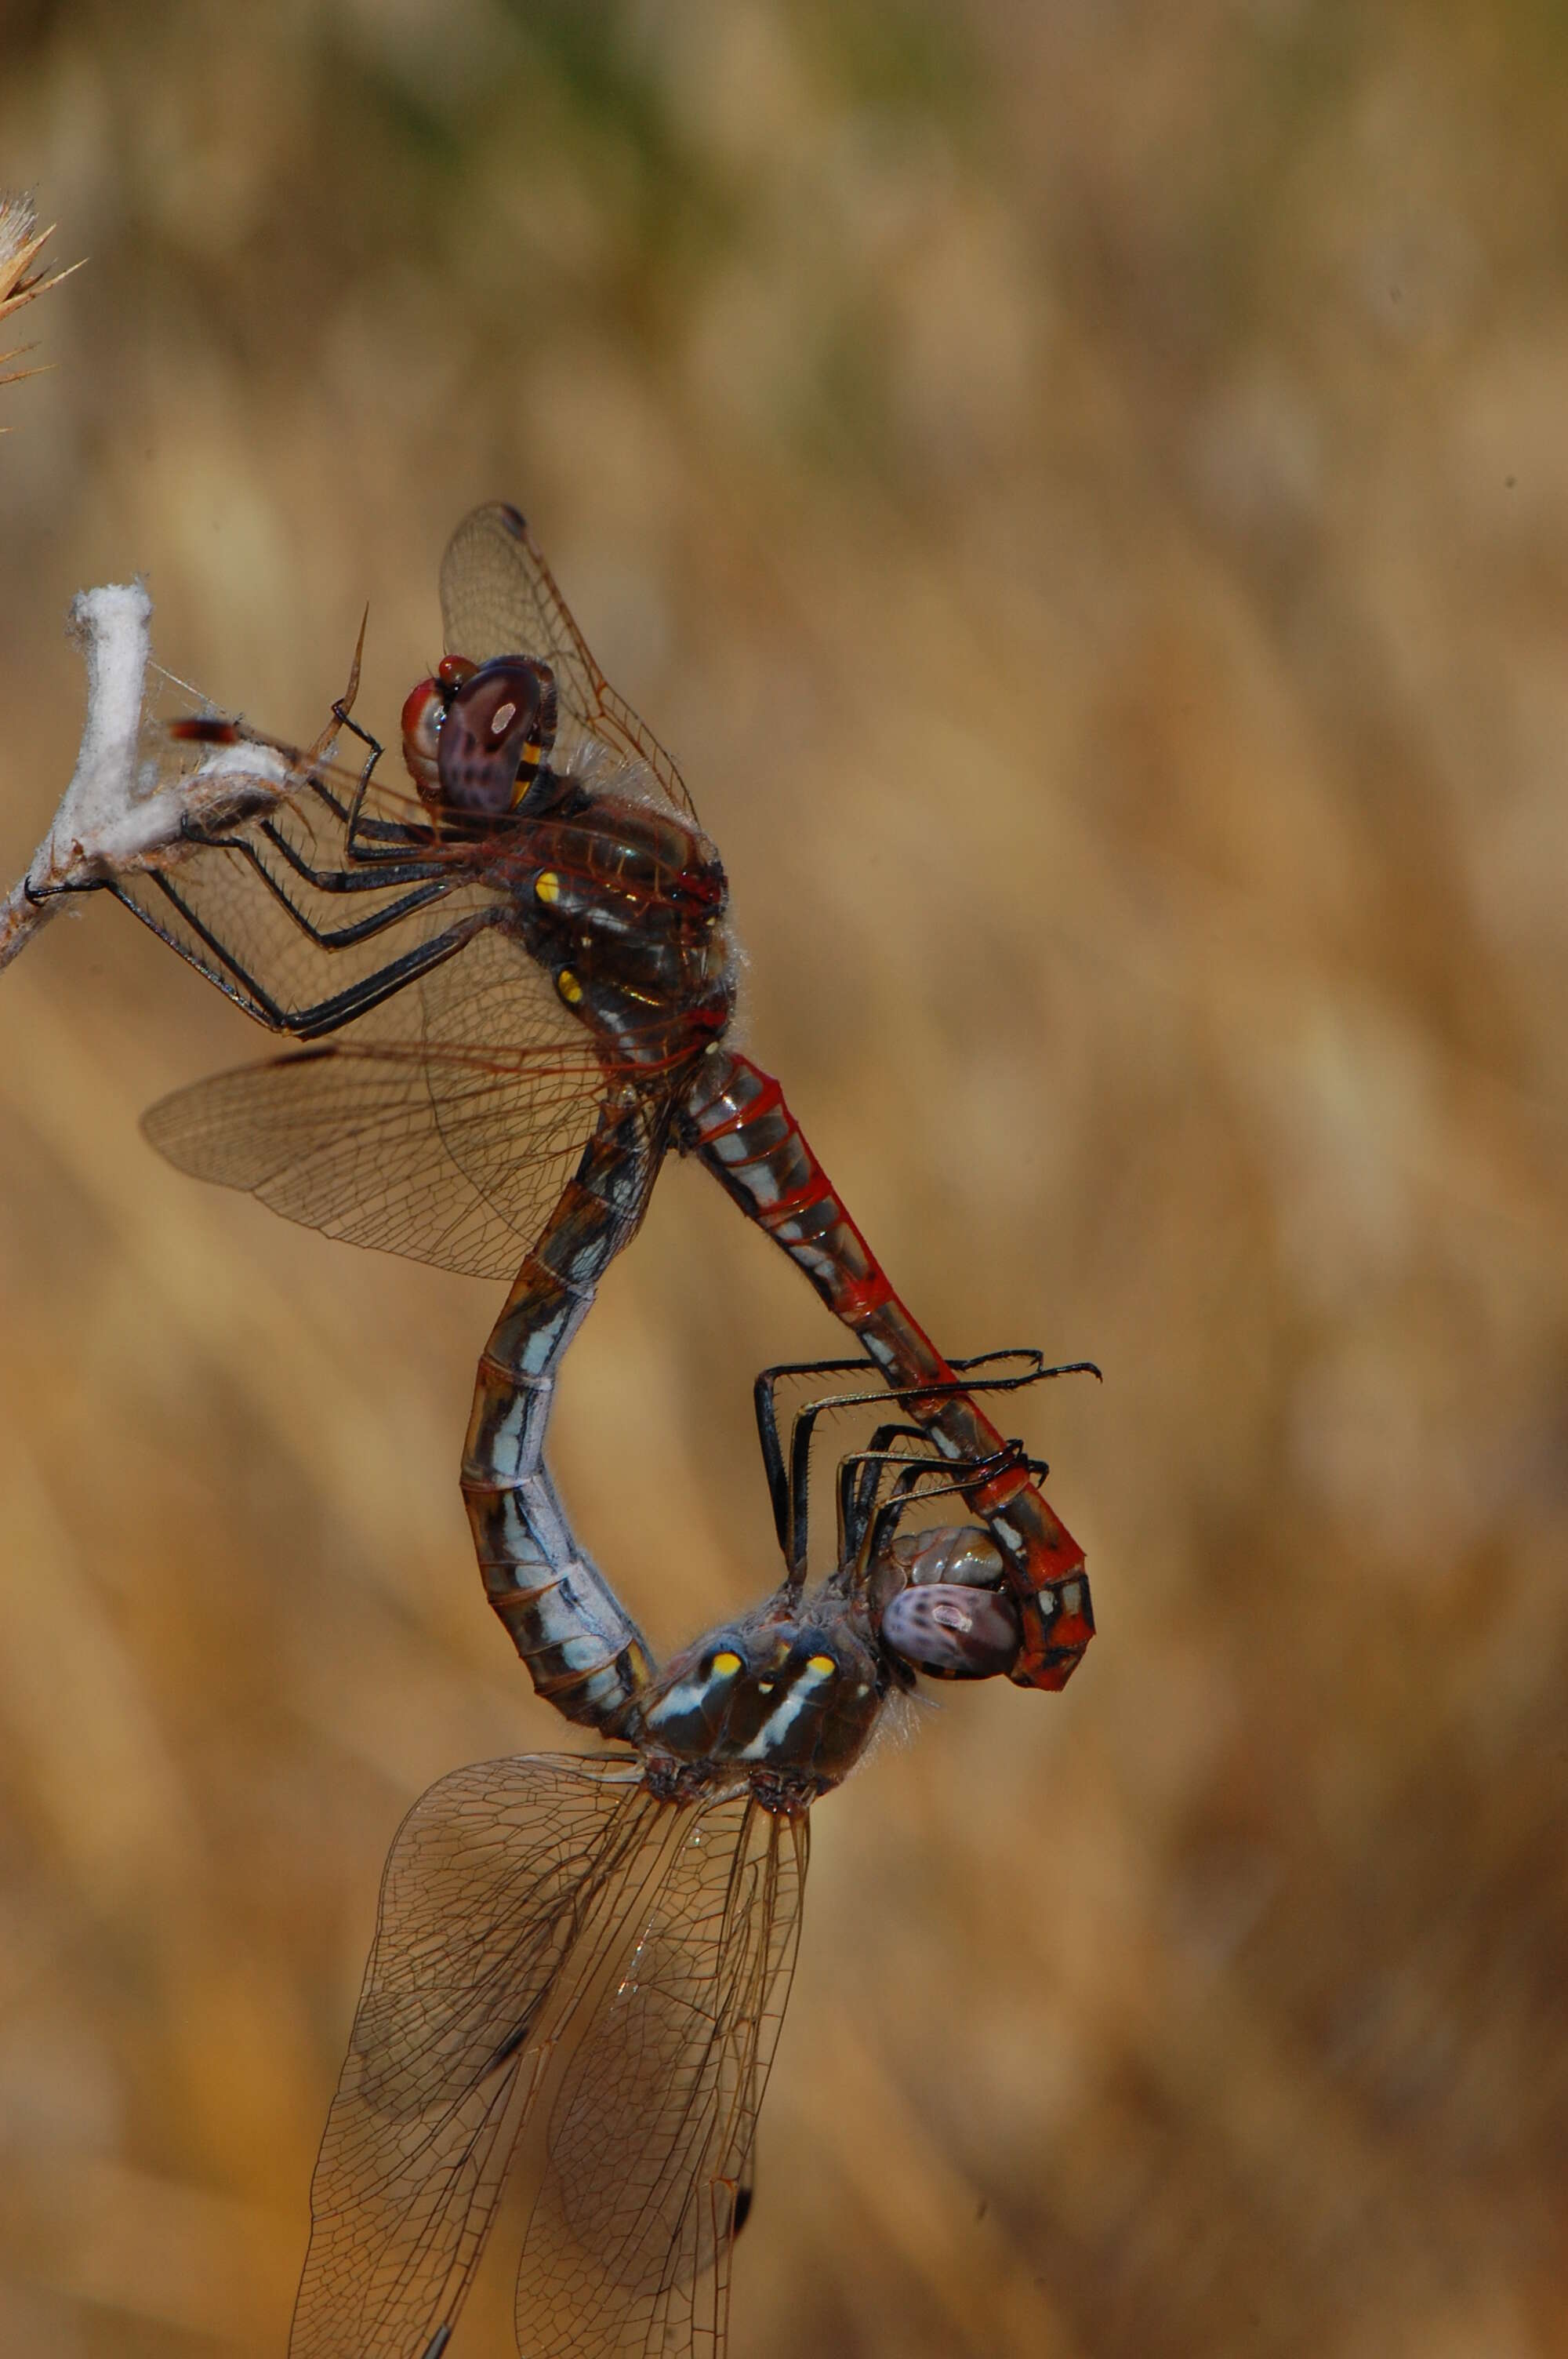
292 1300 1069 2359
93 503 1094 1691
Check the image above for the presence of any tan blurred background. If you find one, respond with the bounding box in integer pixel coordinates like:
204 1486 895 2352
3 2 1567 2353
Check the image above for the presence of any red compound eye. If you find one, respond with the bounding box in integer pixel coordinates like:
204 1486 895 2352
401 657 489 807
436 657 558 816
400 676 447 805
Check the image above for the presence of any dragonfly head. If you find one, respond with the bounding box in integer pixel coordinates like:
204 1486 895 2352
400 653 559 817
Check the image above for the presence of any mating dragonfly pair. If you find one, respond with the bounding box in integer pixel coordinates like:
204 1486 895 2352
31 505 1097 2355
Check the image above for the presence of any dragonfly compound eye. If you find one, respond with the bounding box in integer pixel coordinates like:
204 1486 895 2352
887 1524 1007 1589
880 1581 1022 1680
399 675 448 806
437 656 560 815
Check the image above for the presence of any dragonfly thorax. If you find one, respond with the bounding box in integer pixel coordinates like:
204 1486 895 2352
635 1596 887 1791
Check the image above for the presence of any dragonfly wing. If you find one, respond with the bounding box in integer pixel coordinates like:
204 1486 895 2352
408 918 659 1234
439 503 699 823
514 1790 808 2358
143 1041 586 1278
289 1754 670 2359
141 928 655 1278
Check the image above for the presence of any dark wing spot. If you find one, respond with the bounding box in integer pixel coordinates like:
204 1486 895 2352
483 2019 531 2074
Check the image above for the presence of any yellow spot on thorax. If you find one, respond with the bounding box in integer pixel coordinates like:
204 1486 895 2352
535 870 561 903
710 1652 742 1677
556 969 583 1006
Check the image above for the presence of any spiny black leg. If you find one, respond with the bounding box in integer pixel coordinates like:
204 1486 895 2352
181 831 453 951
129 876 493 1036
775 1355 1067 1590
254 818 445 895
188 815 441 893
840 1423 930 1561
753 1347 1055 1567
863 1448 1057 1576
756 1347 1014 1561
288 912 492 1037
756 1347 1067 1469
333 706 430 865
333 698 379 761
844 1445 1026 1575
304 769 418 852
257 701 423 859
839 1424 928 1563
754 1357 877 1558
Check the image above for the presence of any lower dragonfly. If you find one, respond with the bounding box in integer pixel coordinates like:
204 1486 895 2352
59 502 1095 1692
299 1268 1069 2356
292 1074 1085 2356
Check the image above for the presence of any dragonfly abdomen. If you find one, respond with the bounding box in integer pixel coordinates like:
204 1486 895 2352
682 1048 1096 1691
681 1049 895 1324
461 1101 661 1730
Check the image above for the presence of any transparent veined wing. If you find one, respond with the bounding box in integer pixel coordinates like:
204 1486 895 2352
139 926 663 1278
514 1794 808 2357
143 1038 598 1281
439 503 699 825
289 1758 802 2359
289 1754 665 2359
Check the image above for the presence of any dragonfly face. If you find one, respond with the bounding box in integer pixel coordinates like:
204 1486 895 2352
879 1574 1023 1678
880 1522 1028 1678
402 652 562 818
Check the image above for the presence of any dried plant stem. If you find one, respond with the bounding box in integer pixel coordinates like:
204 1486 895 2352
0 587 292 974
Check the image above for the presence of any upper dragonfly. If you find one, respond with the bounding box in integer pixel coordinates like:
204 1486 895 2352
109 503 1094 1690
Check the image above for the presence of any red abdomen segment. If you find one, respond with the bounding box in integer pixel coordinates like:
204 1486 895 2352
461 1101 659 1730
681 1050 1094 1690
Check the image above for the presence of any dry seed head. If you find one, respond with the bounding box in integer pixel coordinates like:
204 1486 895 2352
0 192 82 419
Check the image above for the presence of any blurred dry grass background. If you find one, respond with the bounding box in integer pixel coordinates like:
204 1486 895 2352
2 2 1567 2353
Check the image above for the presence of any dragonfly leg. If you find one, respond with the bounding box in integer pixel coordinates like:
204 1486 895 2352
838 1423 932 1563
754 1348 1054 1583
171 705 423 860
329 704 432 863
263 691 417 858
175 830 452 951
116 878 495 1038
682 1051 1094 1690
461 1095 666 1734
248 817 444 896
197 825 452 943
302 774 419 856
